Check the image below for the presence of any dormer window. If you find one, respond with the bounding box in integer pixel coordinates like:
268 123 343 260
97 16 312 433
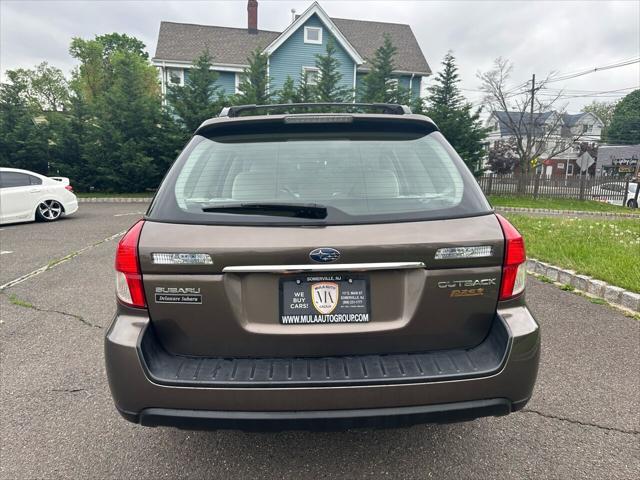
304 26 322 44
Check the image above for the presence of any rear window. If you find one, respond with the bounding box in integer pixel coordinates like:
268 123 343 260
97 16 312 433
148 120 491 225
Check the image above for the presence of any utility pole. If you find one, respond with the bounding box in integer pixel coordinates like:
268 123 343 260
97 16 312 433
530 74 536 118
530 73 535 175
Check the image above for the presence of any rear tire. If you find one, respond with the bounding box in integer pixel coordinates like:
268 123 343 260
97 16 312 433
627 199 638 209
36 200 63 222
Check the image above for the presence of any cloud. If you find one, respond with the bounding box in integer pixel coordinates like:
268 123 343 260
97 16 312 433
1 0 638 111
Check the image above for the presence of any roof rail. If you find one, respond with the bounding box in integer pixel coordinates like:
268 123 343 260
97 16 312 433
219 103 412 118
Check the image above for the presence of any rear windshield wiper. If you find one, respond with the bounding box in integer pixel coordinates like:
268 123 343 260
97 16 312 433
201 202 328 219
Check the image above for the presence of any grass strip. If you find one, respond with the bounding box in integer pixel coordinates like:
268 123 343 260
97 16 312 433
506 214 640 293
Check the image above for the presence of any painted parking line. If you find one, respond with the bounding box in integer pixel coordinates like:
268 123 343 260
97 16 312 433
1 251 13 255
113 211 145 217
0 230 125 291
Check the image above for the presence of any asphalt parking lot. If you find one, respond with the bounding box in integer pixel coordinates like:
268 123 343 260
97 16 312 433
1 204 638 479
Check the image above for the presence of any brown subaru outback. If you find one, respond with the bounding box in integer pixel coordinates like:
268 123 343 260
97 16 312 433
105 103 539 430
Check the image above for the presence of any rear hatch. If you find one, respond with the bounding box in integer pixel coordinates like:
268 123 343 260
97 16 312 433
139 115 503 357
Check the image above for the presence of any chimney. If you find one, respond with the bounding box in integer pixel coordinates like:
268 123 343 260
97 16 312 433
247 0 258 34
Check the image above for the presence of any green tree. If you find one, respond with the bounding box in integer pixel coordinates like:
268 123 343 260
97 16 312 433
67 35 180 192
8 62 70 112
235 48 272 105
0 70 50 173
69 33 149 103
360 34 397 103
47 93 89 183
581 100 618 141
314 40 351 102
96 33 148 60
607 89 640 145
166 50 225 132
69 37 109 102
426 52 489 174
276 76 299 103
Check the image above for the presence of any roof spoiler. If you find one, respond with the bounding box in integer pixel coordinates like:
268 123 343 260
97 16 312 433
219 103 412 118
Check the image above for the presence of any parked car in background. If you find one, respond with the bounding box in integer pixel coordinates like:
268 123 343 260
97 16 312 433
590 182 639 208
105 103 540 431
0 167 78 225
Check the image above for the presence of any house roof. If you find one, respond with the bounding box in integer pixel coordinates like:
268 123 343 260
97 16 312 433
561 113 585 127
332 18 430 74
154 22 280 66
491 111 556 136
264 2 363 64
153 6 431 75
491 111 605 138
562 112 603 127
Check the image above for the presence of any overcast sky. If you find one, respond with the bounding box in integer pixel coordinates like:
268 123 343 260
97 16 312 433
1 0 639 112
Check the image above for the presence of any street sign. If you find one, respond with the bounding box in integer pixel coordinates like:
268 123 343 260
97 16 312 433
576 151 595 172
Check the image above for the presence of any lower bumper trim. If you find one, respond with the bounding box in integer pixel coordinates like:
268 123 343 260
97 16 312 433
133 398 512 431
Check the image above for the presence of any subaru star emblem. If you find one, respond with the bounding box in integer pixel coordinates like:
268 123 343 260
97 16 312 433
309 248 341 263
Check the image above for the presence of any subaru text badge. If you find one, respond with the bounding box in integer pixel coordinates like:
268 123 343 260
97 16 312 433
309 248 340 263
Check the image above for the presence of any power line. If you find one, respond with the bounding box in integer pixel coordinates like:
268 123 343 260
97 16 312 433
546 58 640 83
465 85 637 100
538 86 637 94
546 56 639 79
536 86 639 99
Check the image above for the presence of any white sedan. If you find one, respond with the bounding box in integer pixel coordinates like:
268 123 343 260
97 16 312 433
0 167 78 225
590 181 639 208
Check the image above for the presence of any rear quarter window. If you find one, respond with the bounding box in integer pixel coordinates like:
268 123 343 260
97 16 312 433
0 172 31 188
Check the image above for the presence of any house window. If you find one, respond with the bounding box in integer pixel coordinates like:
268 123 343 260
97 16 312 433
304 26 322 44
302 67 320 86
582 124 593 133
567 163 574 175
235 73 245 94
387 78 399 93
166 68 184 86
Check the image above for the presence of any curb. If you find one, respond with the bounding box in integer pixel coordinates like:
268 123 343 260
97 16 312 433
526 258 640 313
496 206 639 218
78 197 152 203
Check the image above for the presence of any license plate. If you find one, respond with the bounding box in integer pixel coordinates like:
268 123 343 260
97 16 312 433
279 274 370 324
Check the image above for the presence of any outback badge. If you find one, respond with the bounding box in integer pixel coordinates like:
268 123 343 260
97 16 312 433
309 247 340 263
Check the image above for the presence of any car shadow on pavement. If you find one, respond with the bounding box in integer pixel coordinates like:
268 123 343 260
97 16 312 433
154 421 479 475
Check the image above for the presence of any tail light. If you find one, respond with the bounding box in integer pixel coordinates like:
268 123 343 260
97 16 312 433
65 185 73 192
115 220 146 308
496 214 526 300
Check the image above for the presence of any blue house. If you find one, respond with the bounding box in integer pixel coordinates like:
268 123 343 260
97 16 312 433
152 1 431 101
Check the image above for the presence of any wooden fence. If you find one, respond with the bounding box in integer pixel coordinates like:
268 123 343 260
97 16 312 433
477 174 637 203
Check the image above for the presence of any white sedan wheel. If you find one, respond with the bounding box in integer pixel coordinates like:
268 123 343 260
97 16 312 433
37 200 63 221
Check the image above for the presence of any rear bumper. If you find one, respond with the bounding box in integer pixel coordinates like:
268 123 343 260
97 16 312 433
128 398 520 431
63 198 78 216
105 305 539 430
